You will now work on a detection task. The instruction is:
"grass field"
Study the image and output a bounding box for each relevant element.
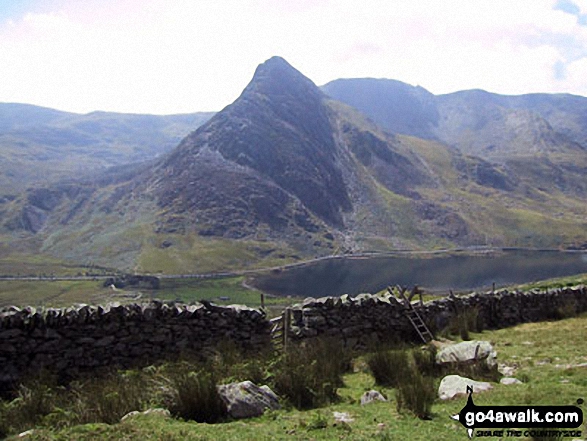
[7,310,587,440]
[0,280,129,308]
[0,275,303,317]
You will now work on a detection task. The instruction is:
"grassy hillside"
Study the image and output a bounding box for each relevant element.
[0,104,213,195]
[4,305,587,440]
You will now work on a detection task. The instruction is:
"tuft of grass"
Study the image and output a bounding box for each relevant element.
[366,346,437,420]
[412,345,439,378]
[395,368,436,420]
[272,338,349,409]
[306,411,329,431]
[68,370,150,425]
[163,368,227,423]
[366,348,411,388]
[0,374,62,436]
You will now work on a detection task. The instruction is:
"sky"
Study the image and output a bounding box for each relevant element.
[1,0,587,115]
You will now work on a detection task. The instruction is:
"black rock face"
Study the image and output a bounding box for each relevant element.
[160,56,352,228]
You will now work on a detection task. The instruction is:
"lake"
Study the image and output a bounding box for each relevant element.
[251,249,587,297]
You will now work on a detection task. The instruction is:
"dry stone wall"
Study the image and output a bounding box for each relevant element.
[0,301,269,391]
[0,285,585,390]
[289,286,587,349]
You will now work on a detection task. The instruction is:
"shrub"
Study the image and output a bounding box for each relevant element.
[69,370,150,425]
[0,373,63,435]
[366,347,436,420]
[366,349,411,388]
[412,345,438,378]
[162,366,227,423]
[395,369,436,420]
[272,338,348,409]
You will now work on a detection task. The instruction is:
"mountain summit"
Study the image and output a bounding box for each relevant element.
[157,56,351,228]
[3,57,587,273]
[244,56,322,104]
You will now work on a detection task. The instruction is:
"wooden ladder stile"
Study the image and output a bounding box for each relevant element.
[404,305,434,344]
[389,285,434,344]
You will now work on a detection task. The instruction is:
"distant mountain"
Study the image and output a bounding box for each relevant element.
[0,103,214,195]
[322,79,587,154]
[322,79,587,199]
[322,78,439,139]
[2,58,587,273]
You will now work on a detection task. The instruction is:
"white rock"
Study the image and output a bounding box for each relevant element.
[436,340,497,368]
[360,390,387,405]
[438,375,493,400]
[333,411,354,423]
[143,408,171,418]
[120,411,141,422]
[500,377,523,385]
[120,408,170,422]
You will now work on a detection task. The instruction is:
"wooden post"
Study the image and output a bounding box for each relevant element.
[283,307,291,352]
[260,292,265,310]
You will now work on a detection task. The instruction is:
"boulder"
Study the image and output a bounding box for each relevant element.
[500,377,523,385]
[360,390,387,405]
[436,340,497,368]
[438,374,493,400]
[217,381,280,419]
[121,408,171,422]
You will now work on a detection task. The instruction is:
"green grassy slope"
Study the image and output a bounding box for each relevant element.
[12,310,587,440]
[0,104,213,196]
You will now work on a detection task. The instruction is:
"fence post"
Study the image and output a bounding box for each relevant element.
[260,292,265,310]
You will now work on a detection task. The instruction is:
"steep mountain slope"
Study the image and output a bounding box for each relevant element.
[323,79,587,199]
[158,57,352,228]
[0,104,213,195]
[2,57,587,273]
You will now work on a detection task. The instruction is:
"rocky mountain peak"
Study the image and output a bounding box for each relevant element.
[243,56,322,102]
[156,56,352,229]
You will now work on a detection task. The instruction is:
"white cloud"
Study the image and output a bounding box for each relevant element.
[0,0,586,113]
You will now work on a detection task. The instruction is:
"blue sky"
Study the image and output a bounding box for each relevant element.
[555,0,587,24]
[0,0,586,114]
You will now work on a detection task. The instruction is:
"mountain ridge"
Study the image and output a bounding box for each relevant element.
[2,57,587,273]
[0,103,214,195]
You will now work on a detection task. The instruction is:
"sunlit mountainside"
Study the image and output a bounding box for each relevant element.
[1,57,586,274]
